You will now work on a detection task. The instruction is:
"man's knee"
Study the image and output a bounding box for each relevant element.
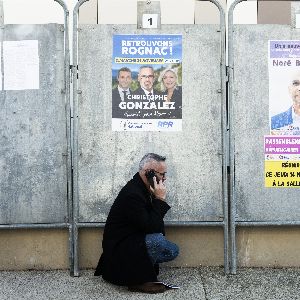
[166,242,179,260]
[145,233,165,247]
[152,234,179,258]
[171,243,179,259]
[145,233,179,262]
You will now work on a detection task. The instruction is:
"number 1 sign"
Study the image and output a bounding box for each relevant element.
[142,14,158,28]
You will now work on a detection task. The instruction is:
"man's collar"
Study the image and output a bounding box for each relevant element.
[292,107,300,121]
[141,87,153,95]
[118,86,130,93]
[133,172,150,195]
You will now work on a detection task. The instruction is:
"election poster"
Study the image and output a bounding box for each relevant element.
[112,34,182,131]
[266,40,300,187]
[269,40,300,136]
[264,136,300,187]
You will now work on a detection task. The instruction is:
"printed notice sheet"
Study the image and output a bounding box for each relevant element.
[3,40,39,90]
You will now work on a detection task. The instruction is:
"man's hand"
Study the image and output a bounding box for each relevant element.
[149,176,167,201]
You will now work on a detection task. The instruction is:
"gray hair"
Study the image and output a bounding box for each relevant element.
[139,153,166,170]
[139,65,154,74]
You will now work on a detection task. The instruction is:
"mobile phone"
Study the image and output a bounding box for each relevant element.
[145,169,159,188]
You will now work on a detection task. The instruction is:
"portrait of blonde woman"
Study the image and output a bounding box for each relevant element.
[159,68,182,118]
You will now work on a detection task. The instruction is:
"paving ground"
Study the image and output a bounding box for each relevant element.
[1,267,300,300]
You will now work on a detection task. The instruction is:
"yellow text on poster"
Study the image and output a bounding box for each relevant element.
[114,57,164,64]
[265,161,300,187]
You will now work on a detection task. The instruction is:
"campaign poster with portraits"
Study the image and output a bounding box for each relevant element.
[112,34,182,131]
[265,40,300,188]
[269,40,300,136]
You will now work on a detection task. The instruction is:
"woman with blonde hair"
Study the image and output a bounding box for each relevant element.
[159,68,182,118]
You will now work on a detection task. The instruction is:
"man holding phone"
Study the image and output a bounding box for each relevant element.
[94,153,179,294]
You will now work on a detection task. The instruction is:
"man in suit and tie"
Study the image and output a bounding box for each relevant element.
[271,71,300,134]
[112,67,132,118]
[133,66,161,100]
[130,66,166,119]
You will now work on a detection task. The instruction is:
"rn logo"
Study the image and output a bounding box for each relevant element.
[157,121,174,128]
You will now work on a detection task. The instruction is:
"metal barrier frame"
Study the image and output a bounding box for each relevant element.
[228,0,300,274]
[72,0,229,276]
[0,0,73,274]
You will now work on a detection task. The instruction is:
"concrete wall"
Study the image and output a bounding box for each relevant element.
[1,228,300,270]
[237,228,300,267]
[78,228,224,269]
[0,230,69,270]
[76,24,224,223]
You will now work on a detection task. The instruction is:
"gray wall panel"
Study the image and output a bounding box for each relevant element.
[0,24,68,224]
[77,25,224,222]
[233,25,300,221]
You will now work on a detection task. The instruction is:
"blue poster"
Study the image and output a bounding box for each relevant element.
[112,34,182,131]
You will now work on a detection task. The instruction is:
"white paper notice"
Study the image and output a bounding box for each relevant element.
[3,40,39,90]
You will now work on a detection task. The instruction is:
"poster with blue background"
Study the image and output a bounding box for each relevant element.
[112,34,182,131]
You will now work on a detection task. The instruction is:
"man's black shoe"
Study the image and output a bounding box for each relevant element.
[128,282,166,294]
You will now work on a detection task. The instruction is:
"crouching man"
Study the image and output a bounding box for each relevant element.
[94,153,179,294]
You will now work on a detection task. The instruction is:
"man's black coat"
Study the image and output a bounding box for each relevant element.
[94,172,170,286]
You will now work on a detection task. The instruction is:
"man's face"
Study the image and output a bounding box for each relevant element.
[148,161,167,183]
[289,77,300,115]
[118,71,132,89]
[138,67,155,92]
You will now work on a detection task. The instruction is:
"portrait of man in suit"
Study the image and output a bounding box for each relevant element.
[112,67,132,118]
[271,71,300,134]
[133,66,161,99]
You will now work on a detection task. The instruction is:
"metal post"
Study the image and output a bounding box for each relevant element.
[72,0,91,277]
[54,0,73,276]
[77,221,226,228]
[194,0,229,275]
[227,0,245,276]
[0,224,69,229]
